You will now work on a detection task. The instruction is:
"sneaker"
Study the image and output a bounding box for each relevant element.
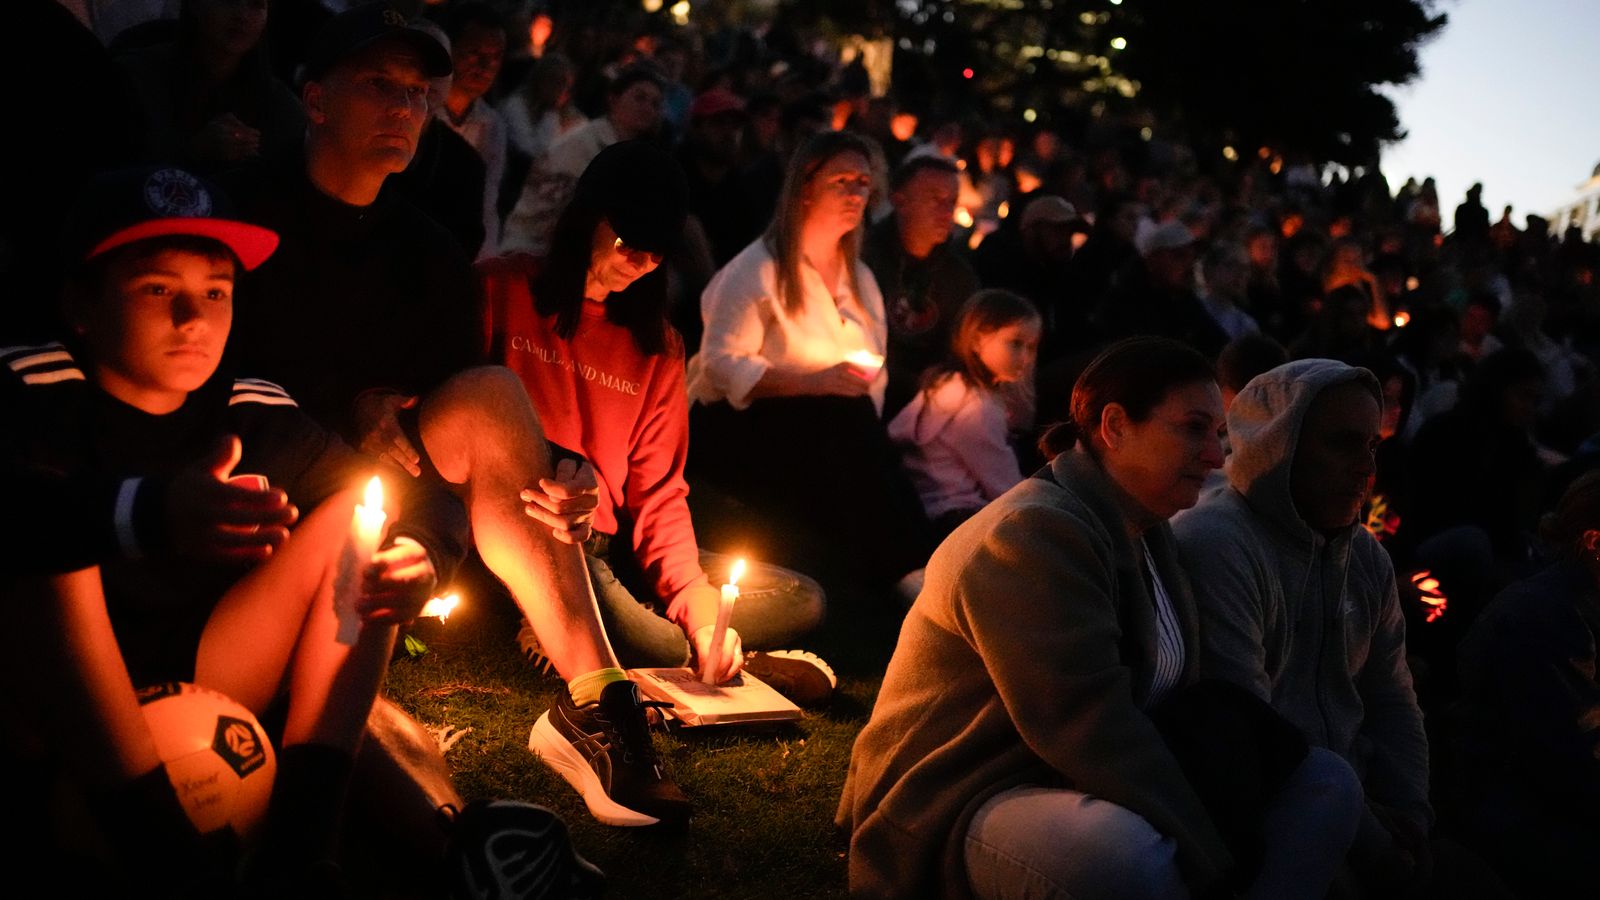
[742,650,837,707]
[527,680,691,827]
[441,799,605,900]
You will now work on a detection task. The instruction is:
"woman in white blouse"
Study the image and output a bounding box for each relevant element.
[688,131,932,594]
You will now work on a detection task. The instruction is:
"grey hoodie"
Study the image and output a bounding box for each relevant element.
[1172,359,1432,828]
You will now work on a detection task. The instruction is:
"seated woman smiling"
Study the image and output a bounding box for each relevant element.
[840,336,1364,900]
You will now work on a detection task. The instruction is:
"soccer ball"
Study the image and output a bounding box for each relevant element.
[137,682,276,842]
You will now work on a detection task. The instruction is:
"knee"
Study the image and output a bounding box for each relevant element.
[1290,748,1366,837]
[1081,803,1184,897]
[791,573,826,633]
[429,366,541,429]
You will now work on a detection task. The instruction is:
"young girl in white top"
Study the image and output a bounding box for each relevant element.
[889,289,1040,536]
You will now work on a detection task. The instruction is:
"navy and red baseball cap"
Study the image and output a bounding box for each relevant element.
[67,166,279,270]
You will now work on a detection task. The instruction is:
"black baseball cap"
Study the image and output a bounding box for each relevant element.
[572,141,689,257]
[67,167,278,270]
[303,2,452,83]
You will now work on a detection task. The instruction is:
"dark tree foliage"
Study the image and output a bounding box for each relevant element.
[1115,0,1447,163]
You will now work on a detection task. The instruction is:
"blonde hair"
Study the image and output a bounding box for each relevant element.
[762,130,877,316]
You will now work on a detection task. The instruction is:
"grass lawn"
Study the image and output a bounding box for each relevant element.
[380,568,905,899]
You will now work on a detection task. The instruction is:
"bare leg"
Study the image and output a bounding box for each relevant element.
[5,569,162,788]
[195,487,396,753]
[418,366,618,679]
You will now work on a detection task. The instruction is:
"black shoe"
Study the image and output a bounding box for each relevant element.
[742,650,838,707]
[442,799,605,899]
[528,681,690,827]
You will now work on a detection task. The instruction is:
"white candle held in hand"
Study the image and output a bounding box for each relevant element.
[420,593,460,623]
[337,476,388,644]
[843,350,885,380]
[703,558,745,684]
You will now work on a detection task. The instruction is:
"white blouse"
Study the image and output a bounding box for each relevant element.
[686,238,888,413]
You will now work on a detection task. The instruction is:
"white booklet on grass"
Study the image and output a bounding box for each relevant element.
[628,667,802,727]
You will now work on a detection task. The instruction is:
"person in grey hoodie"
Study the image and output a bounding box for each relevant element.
[1173,358,1432,892]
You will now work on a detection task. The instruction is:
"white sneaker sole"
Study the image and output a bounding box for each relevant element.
[527,713,661,827]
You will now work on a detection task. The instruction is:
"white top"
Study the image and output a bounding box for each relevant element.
[437,98,508,260]
[1199,294,1260,341]
[502,117,618,256]
[499,99,587,161]
[686,238,888,413]
[887,373,1021,518]
[1142,541,1186,707]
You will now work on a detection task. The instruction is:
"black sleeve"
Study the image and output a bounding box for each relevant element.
[0,466,170,574]
[0,371,170,573]
[231,398,471,587]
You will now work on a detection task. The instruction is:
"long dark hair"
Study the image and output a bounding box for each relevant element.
[1038,336,1215,459]
[531,179,674,358]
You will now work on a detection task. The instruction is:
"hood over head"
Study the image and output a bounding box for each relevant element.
[1225,358,1380,536]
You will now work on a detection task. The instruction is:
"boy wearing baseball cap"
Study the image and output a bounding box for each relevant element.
[0,165,472,892]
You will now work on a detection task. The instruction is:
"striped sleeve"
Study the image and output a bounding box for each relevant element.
[1,342,86,386]
[229,378,298,407]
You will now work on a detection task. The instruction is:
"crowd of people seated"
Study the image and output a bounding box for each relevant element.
[6,1,1599,897]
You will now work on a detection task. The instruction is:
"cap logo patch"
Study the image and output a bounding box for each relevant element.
[382,8,407,26]
[143,169,212,219]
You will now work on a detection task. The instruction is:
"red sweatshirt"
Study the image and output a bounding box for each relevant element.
[481,258,710,627]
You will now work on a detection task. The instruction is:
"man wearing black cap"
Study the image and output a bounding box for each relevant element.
[226,3,691,828]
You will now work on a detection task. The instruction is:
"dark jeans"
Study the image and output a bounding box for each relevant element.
[586,539,826,668]
[687,395,935,586]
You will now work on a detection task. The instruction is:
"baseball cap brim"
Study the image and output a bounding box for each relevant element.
[88,218,280,271]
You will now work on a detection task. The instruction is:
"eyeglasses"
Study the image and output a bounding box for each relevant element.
[614,236,663,266]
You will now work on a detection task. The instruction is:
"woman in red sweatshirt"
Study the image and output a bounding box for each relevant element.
[480,140,831,699]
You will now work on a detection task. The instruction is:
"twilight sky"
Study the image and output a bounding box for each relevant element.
[1380,0,1600,230]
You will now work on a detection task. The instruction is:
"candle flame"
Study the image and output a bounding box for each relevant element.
[362,475,384,511]
[729,558,746,588]
[954,206,974,228]
[1410,570,1448,623]
[1393,311,1411,328]
[420,593,460,622]
[844,350,885,371]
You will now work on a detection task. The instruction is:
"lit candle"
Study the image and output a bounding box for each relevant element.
[844,349,885,380]
[703,558,745,684]
[420,593,460,623]
[337,476,388,644]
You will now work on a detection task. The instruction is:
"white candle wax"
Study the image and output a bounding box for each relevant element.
[843,350,885,380]
[703,558,745,684]
[337,476,388,644]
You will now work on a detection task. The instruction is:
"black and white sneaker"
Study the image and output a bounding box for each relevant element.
[442,799,604,900]
[528,681,691,827]
[742,650,838,707]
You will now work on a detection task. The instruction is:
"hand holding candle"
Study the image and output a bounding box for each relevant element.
[843,349,885,381]
[702,558,746,684]
[336,476,389,644]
